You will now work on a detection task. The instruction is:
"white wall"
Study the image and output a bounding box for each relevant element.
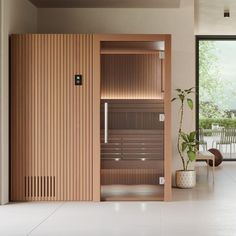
[195,0,236,35]
[0,0,37,205]
[0,0,195,204]
[38,0,196,183]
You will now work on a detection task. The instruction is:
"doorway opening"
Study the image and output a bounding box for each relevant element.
[94,35,172,201]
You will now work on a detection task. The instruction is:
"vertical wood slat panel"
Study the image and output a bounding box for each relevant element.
[101,169,162,185]
[101,54,163,99]
[164,35,172,201]
[11,34,93,201]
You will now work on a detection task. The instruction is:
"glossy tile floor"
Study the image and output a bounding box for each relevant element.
[1,162,236,236]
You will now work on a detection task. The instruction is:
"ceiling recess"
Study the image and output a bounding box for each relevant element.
[28,0,180,8]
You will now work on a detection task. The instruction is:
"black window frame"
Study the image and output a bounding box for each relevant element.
[196,35,236,161]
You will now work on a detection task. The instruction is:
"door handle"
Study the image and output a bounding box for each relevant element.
[104,102,108,143]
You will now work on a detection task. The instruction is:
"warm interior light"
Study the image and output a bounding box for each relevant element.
[101,97,163,100]
[115,158,121,161]
[141,158,146,161]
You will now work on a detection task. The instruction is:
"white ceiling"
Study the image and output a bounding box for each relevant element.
[28,0,180,8]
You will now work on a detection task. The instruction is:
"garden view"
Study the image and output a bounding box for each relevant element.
[199,40,236,158]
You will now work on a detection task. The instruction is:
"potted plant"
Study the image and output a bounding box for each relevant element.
[172,88,199,188]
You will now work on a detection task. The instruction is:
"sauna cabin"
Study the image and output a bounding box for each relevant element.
[10,34,171,202]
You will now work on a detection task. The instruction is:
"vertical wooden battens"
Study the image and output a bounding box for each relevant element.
[101,54,163,99]
[11,34,94,201]
[163,35,172,201]
[92,35,101,201]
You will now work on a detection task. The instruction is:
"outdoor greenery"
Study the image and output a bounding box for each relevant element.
[199,118,236,129]
[199,41,230,119]
[199,41,236,130]
[172,88,199,171]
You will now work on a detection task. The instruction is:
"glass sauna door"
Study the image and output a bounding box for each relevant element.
[100,41,165,201]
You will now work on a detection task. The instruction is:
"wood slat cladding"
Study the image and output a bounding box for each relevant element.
[101,54,164,99]
[102,112,163,130]
[11,34,93,201]
[100,99,164,130]
[102,159,164,169]
[101,130,164,160]
[24,176,55,198]
[101,169,162,185]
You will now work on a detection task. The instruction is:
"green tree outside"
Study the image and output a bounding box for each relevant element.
[199,41,229,119]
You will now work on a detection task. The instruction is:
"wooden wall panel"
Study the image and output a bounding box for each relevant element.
[101,131,164,161]
[11,34,93,201]
[101,54,164,99]
[163,35,172,201]
[101,169,163,185]
[100,99,164,130]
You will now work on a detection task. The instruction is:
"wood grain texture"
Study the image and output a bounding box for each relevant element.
[101,54,163,99]
[101,130,164,161]
[92,35,101,201]
[100,99,164,130]
[163,35,172,201]
[11,34,93,201]
[101,169,163,185]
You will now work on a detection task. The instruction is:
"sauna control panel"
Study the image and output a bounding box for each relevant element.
[75,74,82,86]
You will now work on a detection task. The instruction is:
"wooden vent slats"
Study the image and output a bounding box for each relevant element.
[24,176,55,198]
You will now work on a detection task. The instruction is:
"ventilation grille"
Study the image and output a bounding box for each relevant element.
[25,176,55,198]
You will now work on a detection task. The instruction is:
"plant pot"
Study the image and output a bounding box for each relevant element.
[176,170,196,188]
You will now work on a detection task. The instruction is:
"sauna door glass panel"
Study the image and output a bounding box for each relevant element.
[100,41,165,200]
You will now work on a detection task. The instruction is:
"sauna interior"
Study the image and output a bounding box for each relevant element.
[100,40,166,200]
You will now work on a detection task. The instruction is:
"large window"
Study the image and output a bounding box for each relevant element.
[197,37,236,160]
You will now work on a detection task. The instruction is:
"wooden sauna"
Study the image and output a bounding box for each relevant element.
[98,38,170,201]
[10,34,171,202]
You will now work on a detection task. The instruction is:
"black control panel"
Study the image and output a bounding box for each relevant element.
[75,74,82,86]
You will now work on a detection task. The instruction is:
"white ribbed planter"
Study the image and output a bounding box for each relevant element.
[176,170,196,189]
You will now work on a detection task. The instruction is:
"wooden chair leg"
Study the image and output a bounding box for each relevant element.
[207,159,209,178]
[212,157,215,184]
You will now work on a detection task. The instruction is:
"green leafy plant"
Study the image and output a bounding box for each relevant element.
[172,88,199,171]
[199,41,230,119]
[200,118,236,129]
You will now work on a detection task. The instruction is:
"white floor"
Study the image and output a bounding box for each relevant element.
[1,162,236,236]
